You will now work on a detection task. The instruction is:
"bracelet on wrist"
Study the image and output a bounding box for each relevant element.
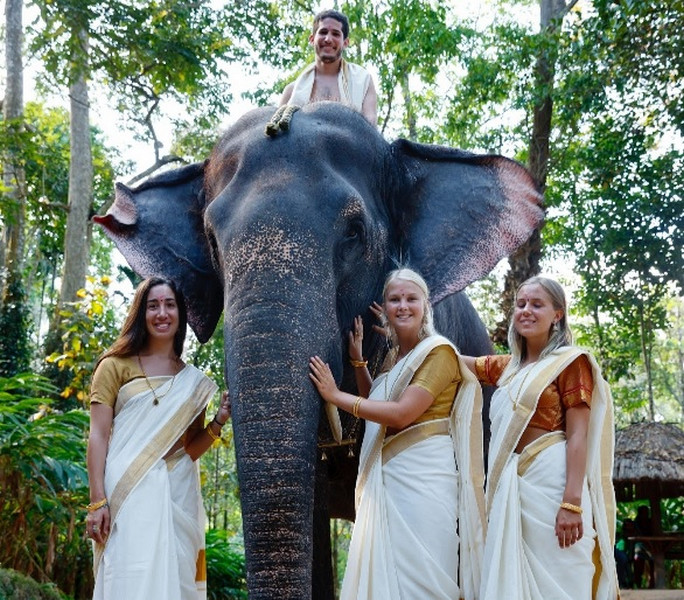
[352,396,363,418]
[86,498,109,512]
[350,359,368,368]
[560,502,583,514]
[213,416,226,428]
[206,423,221,441]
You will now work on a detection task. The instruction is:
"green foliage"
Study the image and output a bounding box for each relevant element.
[0,274,32,377]
[28,0,239,159]
[200,431,242,535]
[588,0,684,135]
[529,0,684,420]
[45,277,122,410]
[1,101,117,385]
[0,102,116,281]
[0,373,91,597]
[331,518,352,597]
[205,529,247,599]
[617,498,684,588]
[0,567,68,600]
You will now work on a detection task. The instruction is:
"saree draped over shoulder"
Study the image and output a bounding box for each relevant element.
[92,364,218,600]
[341,335,486,600]
[480,347,618,600]
[287,59,372,112]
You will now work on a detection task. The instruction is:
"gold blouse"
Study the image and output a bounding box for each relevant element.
[409,344,462,424]
[89,355,145,408]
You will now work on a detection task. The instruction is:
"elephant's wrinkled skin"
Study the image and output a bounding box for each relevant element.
[95,103,543,599]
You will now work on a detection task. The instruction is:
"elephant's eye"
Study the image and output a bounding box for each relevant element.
[344,219,365,243]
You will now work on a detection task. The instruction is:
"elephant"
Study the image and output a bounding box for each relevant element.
[94,103,543,599]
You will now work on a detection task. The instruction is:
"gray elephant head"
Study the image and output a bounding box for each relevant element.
[94,103,543,599]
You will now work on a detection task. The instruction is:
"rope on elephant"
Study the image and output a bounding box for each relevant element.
[264,104,300,137]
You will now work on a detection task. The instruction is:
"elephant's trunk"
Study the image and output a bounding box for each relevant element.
[224,273,339,599]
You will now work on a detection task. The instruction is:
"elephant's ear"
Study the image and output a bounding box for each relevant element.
[93,162,223,343]
[390,139,544,303]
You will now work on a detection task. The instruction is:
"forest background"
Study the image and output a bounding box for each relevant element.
[1,0,682,598]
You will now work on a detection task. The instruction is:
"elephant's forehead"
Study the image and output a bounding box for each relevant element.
[226,221,318,281]
[218,107,380,171]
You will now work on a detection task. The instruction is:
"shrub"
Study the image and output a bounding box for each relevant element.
[0,567,68,600]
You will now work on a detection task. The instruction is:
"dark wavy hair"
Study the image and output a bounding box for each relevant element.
[312,9,349,39]
[95,277,187,370]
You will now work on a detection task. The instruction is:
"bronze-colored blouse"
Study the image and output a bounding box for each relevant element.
[474,354,593,431]
[409,345,462,424]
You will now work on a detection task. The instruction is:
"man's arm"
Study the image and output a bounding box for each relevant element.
[279,82,294,106]
[362,77,378,126]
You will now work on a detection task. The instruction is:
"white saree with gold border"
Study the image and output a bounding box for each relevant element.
[288,59,372,112]
[92,364,218,600]
[341,335,486,600]
[480,347,618,600]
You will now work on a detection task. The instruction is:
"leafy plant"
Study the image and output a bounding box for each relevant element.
[45,276,121,410]
[0,567,68,600]
[205,529,247,599]
[0,373,92,597]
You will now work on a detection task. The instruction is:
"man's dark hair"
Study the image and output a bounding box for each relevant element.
[312,9,349,39]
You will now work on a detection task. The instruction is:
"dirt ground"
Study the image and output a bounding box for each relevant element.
[620,590,684,600]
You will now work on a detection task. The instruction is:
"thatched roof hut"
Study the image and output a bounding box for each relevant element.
[613,422,684,517]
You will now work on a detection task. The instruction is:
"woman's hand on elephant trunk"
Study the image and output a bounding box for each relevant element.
[215,390,231,425]
[309,356,341,405]
[370,301,389,337]
[348,315,364,361]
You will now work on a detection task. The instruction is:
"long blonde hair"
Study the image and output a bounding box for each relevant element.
[508,276,572,369]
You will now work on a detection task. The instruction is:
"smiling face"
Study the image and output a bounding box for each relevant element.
[309,17,349,64]
[513,282,563,348]
[145,283,179,343]
[383,278,426,343]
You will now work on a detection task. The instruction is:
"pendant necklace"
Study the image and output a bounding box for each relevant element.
[137,354,178,406]
[507,363,534,409]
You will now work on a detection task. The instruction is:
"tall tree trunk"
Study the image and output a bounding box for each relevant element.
[400,70,417,141]
[0,0,30,376]
[59,28,93,305]
[638,299,656,421]
[1,0,25,295]
[493,0,577,344]
[45,26,93,369]
[677,303,684,422]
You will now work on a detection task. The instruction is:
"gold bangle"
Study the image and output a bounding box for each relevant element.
[350,359,368,368]
[352,396,363,418]
[560,502,583,514]
[86,498,108,512]
[206,423,220,441]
